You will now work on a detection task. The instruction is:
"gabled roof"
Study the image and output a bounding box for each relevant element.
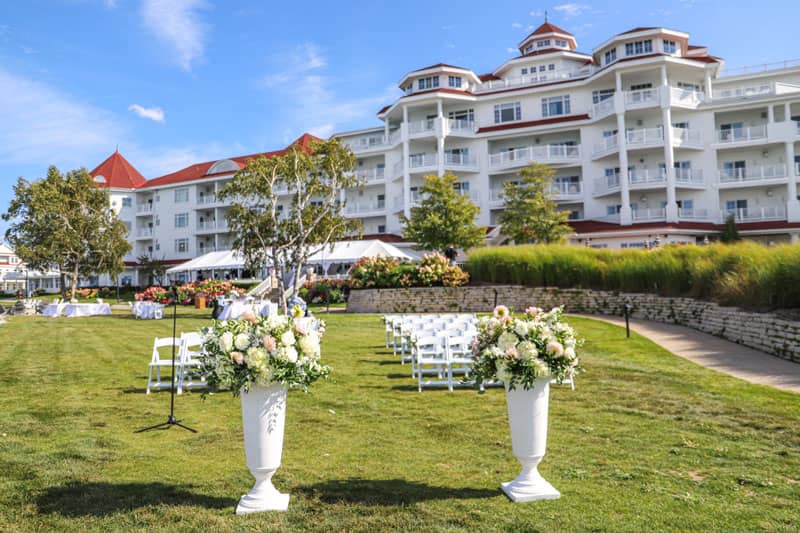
[139,133,321,189]
[530,22,573,38]
[619,26,659,35]
[90,150,147,189]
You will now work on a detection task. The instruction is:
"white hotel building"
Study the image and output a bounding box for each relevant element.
[90,23,800,285]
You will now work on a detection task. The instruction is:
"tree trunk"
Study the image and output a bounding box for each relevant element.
[70,262,79,301]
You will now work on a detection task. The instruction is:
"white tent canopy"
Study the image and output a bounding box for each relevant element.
[165,239,412,277]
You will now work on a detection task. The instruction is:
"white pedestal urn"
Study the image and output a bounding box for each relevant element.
[236,384,290,514]
[501,377,561,502]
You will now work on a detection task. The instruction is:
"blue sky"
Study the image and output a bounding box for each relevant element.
[1,0,799,234]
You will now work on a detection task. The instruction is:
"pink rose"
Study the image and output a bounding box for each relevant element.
[263,335,277,352]
[241,311,258,324]
[505,347,519,359]
[546,340,564,357]
[231,351,244,364]
[294,322,308,335]
[525,306,543,318]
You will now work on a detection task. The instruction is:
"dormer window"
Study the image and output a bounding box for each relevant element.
[521,68,528,75]
[663,40,677,54]
[524,44,534,53]
[604,49,617,65]
[554,39,568,47]
[448,76,462,88]
[537,39,551,48]
[418,76,439,90]
[625,40,653,56]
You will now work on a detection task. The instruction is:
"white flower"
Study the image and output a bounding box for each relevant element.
[280,330,296,347]
[284,346,298,363]
[533,359,551,377]
[564,347,576,360]
[234,333,250,351]
[219,332,234,352]
[546,340,564,357]
[517,341,538,360]
[497,331,519,352]
[299,332,320,358]
[514,320,530,338]
[496,361,510,383]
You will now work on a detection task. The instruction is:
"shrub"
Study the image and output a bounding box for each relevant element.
[349,253,469,290]
[466,243,800,310]
[299,279,349,304]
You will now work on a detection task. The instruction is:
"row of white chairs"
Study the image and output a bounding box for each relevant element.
[146,332,206,394]
[128,301,165,319]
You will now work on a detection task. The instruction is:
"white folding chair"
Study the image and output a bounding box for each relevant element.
[146,337,181,393]
[153,304,164,320]
[413,335,450,392]
[445,335,475,388]
[177,332,207,394]
[551,376,576,390]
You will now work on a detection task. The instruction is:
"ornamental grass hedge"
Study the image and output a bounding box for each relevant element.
[466,243,800,309]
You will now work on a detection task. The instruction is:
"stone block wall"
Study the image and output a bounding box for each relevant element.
[346,286,800,363]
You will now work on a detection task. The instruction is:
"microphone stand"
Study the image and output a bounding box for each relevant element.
[136,285,197,433]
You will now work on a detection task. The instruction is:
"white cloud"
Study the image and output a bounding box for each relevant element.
[553,3,592,18]
[128,104,165,122]
[141,0,209,72]
[506,47,518,54]
[529,9,544,17]
[103,0,118,7]
[261,42,326,88]
[511,22,523,29]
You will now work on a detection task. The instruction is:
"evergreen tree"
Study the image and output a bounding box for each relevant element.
[720,214,741,243]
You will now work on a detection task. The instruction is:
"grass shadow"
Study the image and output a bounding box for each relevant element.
[36,481,236,517]
[296,478,497,506]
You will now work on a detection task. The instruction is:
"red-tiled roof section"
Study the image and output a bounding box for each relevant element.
[529,22,574,37]
[140,133,321,189]
[411,63,469,72]
[90,151,147,189]
[477,114,590,133]
[619,26,658,35]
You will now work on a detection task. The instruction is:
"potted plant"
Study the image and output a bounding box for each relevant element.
[200,307,330,513]
[472,305,581,502]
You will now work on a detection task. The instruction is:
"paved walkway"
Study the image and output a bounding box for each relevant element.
[573,314,800,394]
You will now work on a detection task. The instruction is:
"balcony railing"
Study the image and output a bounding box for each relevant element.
[626,127,664,147]
[718,164,787,183]
[472,66,593,93]
[671,87,705,107]
[197,221,228,231]
[354,168,385,183]
[552,181,583,197]
[444,153,478,167]
[346,135,388,151]
[408,153,438,169]
[719,59,800,77]
[716,125,768,143]
[408,119,436,135]
[672,127,703,148]
[713,83,773,100]
[136,204,154,213]
[490,144,581,169]
[196,194,218,205]
[624,88,658,108]
[675,168,705,185]
[593,135,619,157]
[591,98,615,119]
[344,200,386,215]
[447,118,476,133]
[632,208,666,222]
[678,208,710,220]
[722,206,786,222]
[136,228,153,238]
[594,174,621,194]
[628,168,666,185]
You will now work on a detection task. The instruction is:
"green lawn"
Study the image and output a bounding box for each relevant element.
[0,308,798,531]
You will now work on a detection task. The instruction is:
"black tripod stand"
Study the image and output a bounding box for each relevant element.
[136,286,197,433]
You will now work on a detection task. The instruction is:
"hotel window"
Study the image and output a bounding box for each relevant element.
[175,238,189,253]
[719,122,744,141]
[548,64,555,71]
[448,76,462,88]
[524,44,534,53]
[121,197,132,207]
[725,199,747,213]
[521,68,528,75]
[672,121,689,130]
[607,205,622,215]
[541,95,571,117]
[677,81,701,92]
[722,161,746,179]
[377,224,386,234]
[418,76,439,90]
[554,39,568,47]
[604,49,617,65]
[494,102,521,124]
[663,40,677,54]
[592,89,615,103]
[537,39,551,48]
[174,188,189,202]
[174,213,188,228]
[538,65,546,72]
[448,109,474,122]
[677,199,694,209]
[624,40,653,56]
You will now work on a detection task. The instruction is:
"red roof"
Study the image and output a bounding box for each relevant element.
[90,151,147,189]
[619,26,658,35]
[529,22,574,37]
[477,114,590,133]
[411,63,470,72]
[139,133,321,189]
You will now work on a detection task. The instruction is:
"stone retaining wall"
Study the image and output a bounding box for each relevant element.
[346,286,800,363]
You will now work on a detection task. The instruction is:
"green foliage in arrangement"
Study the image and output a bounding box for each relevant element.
[467,242,800,309]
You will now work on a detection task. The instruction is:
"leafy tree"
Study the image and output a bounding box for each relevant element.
[218,138,362,312]
[3,166,132,297]
[497,162,571,244]
[137,254,167,286]
[720,214,741,243]
[400,172,484,253]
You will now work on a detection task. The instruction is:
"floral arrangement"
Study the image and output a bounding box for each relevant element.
[199,308,331,394]
[471,305,581,390]
[349,253,469,289]
[135,280,245,305]
[135,286,170,303]
[65,288,99,300]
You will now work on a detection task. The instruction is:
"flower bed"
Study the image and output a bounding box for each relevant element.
[135,279,245,305]
[298,279,348,304]
[349,253,469,289]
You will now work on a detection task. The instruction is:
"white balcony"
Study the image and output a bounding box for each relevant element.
[346,135,388,152]
[196,220,228,233]
[670,87,705,108]
[624,88,658,109]
[718,164,787,185]
[596,213,621,224]
[713,83,773,100]
[196,194,219,205]
[354,168,385,183]
[447,118,476,135]
[593,135,619,158]
[678,207,711,220]
[722,205,786,222]
[716,125,768,144]
[490,144,581,170]
[593,174,622,196]
[675,168,705,187]
[408,153,438,171]
[626,127,664,149]
[591,98,615,120]
[672,127,703,149]
[489,189,505,207]
[136,228,154,239]
[444,153,478,170]
[628,168,666,187]
[472,66,593,93]
[552,181,583,200]
[344,199,386,216]
[136,204,154,215]
[408,119,436,136]
[632,208,666,222]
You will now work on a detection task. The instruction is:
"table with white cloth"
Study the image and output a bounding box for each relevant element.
[217,300,277,320]
[41,303,67,317]
[63,303,112,317]
[132,301,164,319]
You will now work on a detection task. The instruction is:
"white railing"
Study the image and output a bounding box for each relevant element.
[632,208,666,221]
[671,87,705,106]
[713,84,773,100]
[722,206,786,222]
[628,168,666,185]
[447,119,476,133]
[137,228,153,238]
[354,168,385,183]
[489,144,581,168]
[678,208,710,220]
[196,194,218,205]
[675,168,705,185]
[455,190,480,202]
[718,164,787,183]
[137,204,154,213]
[409,153,438,169]
[626,127,664,146]
[624,88,658,108]
[489,189,504,204]
[594,174,621,194]
[346,135,388,151]
[719,59,800,77]
[408,119,436,135]
[593,135,619,156]
[472,66,593,93]
[344,200,385,214]
[444,153,478,167]
[552,181,582,197]
[197,220,217,230]
[672,127,702,147]
[716,124,768,143]
[592,98,615,119]
[388,129,402,145]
